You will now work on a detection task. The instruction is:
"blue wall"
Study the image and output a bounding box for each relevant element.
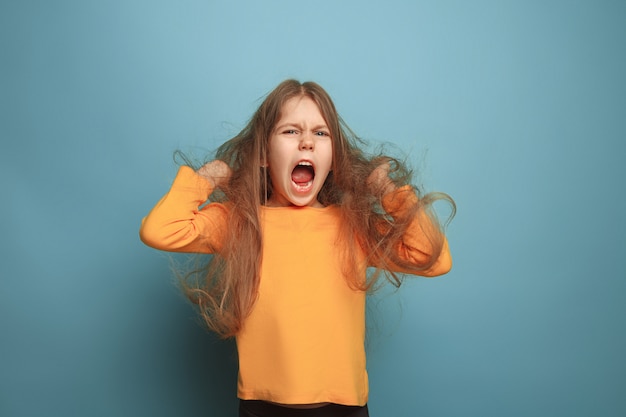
[1,1,624,416]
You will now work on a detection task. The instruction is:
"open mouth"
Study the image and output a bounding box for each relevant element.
[291,161,315,190]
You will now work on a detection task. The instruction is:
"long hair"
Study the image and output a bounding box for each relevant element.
[181,80,455,338]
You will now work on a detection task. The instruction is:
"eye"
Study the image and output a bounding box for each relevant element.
[315,130,330,137]
[283,129,298,135]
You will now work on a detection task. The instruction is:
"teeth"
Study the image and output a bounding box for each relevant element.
[298,161,313,166]
[293,180,313,190]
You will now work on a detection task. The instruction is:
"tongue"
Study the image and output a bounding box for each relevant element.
[291,166,314,184]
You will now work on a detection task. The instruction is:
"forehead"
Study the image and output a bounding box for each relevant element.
[278,96,326,124]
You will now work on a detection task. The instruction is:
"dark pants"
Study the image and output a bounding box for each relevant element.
[239,400,370,417]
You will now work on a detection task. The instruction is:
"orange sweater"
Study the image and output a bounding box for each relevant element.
[140,166,451,406]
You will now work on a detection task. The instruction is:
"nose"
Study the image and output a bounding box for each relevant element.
[299,132,314,151]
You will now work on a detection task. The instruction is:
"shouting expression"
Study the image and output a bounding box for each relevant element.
[266,96,333,208]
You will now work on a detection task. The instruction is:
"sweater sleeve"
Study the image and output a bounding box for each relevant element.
[139,165,229,254]
[379,185,452,277]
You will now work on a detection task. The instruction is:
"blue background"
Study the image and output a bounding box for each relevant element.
[1,1,624,416]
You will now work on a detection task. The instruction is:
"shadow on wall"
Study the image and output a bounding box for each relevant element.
[119,258,240,416]
[167,256,240,415]
[182,325,239,415]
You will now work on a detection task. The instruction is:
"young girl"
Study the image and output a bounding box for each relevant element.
[140,80,454,417]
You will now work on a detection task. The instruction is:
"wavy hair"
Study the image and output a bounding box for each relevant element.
[180,80,455,338]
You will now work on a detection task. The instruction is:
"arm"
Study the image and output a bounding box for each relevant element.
[368,162,452,277]
[380,186,452,277]
[139,164,230,254]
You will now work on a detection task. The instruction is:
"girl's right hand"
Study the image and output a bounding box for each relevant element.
[197,160,232,189]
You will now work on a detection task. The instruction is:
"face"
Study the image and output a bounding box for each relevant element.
[266,96,333,208]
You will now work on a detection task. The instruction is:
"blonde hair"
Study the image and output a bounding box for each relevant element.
[181,80,455,338]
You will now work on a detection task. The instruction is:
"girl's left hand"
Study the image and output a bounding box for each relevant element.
[367,161,396,196]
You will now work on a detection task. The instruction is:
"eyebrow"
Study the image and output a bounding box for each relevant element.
[275,122,329,131]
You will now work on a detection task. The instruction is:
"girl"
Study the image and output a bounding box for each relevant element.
[140,80,454,417]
